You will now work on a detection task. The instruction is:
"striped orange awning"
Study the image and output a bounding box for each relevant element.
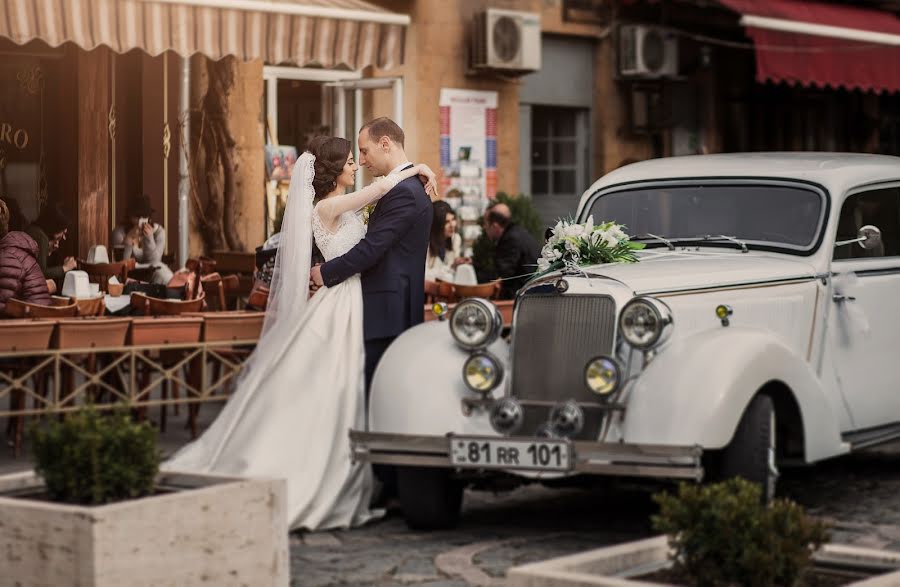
[0,0,408,70]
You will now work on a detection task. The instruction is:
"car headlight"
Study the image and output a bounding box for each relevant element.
[619,297,673,349]
[584,356,621,396]
[463,352,503,394]
[449,298,503,349]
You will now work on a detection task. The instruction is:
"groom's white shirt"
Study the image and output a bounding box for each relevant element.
[388,161,412,176]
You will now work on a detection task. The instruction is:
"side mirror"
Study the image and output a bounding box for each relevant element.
[835,224,882,250]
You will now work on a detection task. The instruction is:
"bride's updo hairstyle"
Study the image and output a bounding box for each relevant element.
[307,136,352,201]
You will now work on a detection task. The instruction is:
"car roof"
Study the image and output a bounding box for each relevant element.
[583,153,900,200]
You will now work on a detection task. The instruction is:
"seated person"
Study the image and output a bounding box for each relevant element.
[481,202,541,300]
[0,199,51,315]
[112,194,174,285]
[24,202,76,291]
[425,200,470,282]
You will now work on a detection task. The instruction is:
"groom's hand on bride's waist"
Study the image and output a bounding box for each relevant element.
[310,264,324,292]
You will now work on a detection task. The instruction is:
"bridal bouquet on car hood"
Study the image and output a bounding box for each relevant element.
[536,216,644,274]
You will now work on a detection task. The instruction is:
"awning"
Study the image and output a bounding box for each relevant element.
[720,0,900,94]
[0,0,408,70]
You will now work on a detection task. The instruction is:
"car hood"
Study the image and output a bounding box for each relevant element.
[576,249,819,295]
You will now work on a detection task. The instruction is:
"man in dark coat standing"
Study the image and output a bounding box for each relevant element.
[482,202,542,299]
[310,118,433,390]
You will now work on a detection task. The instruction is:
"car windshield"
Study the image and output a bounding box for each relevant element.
[583,184,825,252]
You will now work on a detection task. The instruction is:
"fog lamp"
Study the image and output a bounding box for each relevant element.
[585,356,621,396]
[463,352,503,394]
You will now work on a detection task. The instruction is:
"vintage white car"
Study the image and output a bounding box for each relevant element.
[351,153,900,529]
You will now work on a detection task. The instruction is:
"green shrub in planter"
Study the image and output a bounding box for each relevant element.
[652,478,829,587]
[30,406,160,505]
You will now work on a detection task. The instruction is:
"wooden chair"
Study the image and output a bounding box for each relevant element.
[127,266,156,283]
[425,279,457,304]
[131,290,206,316]
[77,260,130,293]
[186,256,217,276]
[453,280,501,300]
[212,251,256,301]
[4,298,78,318]
[49,295,105,316]
[200,274,240,312]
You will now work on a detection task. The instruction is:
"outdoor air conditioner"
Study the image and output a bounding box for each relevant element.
[618,24,678,78]
[471,8,541,73]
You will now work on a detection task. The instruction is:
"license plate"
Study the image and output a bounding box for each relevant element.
[449,436,572,472]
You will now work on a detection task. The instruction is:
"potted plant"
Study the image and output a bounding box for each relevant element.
[508,479,900,586]
[0,406,288,586]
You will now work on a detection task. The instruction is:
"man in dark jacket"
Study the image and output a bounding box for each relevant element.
[482,202,542,299]
[0,199,51,315]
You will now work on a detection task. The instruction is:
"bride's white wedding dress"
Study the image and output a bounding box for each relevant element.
[165,153,408,531]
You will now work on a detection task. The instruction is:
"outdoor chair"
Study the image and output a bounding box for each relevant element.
[453,280,501,300]
[131,290,206,316]
[4,298,78,319]
[77,260,130,293]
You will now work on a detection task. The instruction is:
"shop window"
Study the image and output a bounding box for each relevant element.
[530,106,583,198]
[834,188,900,260]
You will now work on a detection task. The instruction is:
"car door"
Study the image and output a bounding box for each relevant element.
[828,185,900,432]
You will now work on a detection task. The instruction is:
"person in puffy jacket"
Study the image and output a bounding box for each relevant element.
[0,198,51,316]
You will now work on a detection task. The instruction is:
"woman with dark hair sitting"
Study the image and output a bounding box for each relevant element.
[111,194,173,285]
[425,200,469,282]
[0,198,50,315]
[24,202,76,291]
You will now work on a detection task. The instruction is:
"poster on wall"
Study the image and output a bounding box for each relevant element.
[439,88,498,247]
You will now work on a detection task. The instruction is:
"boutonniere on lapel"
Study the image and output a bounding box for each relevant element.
[362,203,377,225]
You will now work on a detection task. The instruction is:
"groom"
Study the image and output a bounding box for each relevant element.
[310,117,433,393]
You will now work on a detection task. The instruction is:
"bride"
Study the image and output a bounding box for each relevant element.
[165,136,437,531]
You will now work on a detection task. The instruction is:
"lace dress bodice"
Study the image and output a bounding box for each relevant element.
[312,207,367,261]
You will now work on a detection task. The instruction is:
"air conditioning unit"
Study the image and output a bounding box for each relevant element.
[618,25,678,78]
[471,8,541,73]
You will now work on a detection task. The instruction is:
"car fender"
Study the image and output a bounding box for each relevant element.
[623,327,848,462]
[369,321,508,436]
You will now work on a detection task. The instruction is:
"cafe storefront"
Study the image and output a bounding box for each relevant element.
[0,0,408,265]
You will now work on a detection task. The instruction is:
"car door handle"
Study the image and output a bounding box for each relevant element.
[833,294,856,303]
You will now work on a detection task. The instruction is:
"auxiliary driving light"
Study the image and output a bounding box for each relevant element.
[463,352,503,394]
[549,400,584,437]
[490,398,523,435]
[584,356,621,396]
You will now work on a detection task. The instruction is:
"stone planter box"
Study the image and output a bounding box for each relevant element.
[507,535,900,587]
[0,470,289,587]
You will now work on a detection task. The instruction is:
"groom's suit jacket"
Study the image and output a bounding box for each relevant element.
[319,168,433,341]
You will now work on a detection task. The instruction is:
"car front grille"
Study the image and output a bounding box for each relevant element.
[510,293,617,437]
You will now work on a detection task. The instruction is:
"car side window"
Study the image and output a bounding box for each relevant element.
[833,188,900,260]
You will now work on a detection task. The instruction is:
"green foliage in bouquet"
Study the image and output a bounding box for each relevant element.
[30,405,160,505]
[535,216,644,276]
[652,478,829,587]
[471,192,545,278]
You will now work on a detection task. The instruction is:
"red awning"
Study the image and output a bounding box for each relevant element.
[719,0,900,94]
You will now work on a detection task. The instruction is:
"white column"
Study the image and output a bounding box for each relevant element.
[393,77,404,127]
[178,57,190,269]
[266,76,278,142]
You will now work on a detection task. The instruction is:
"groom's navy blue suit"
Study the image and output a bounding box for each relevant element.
[319,166,433,392]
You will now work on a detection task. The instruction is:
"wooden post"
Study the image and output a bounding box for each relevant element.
[77,47,111,260]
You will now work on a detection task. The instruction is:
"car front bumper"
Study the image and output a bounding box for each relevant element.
[349,431,704,481]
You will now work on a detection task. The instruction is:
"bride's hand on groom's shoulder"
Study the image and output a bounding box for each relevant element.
[417,164,439,199]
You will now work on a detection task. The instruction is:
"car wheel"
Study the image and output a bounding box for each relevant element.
[718,394,779,502]
[397,466,464,530]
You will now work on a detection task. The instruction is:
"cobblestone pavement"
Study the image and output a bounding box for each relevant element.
[289,445,900,587]
[5,413,900,586]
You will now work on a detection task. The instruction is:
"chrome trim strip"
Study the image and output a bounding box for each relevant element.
[853,267,900,278]
[640,274,822,297]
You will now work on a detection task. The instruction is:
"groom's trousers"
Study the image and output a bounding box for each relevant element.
[364,336,398,500]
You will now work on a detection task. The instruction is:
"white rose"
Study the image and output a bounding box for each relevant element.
[537,258,550,272]
[603,233,619,248]
[608,225,627,241]
[563,224,585,239]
